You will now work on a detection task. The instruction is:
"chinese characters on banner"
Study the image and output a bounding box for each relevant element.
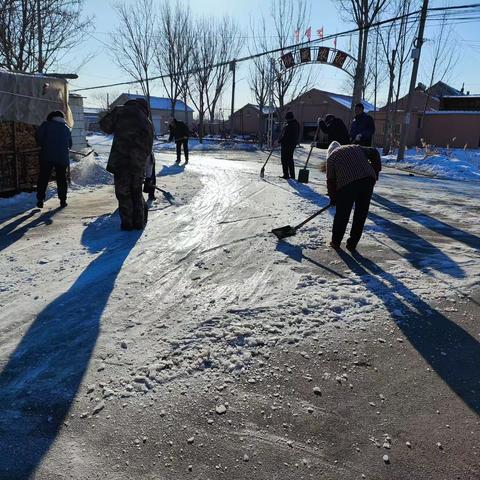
[332,51,347,69]
[317,47,330,63]
[281,52,295,69]
[300,48,311,63]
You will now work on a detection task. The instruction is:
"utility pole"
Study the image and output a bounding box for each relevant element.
[37,0,43,73]
[397,0,429,161]
[229,61,236,138]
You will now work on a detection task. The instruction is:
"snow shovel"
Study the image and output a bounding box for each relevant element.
[154,185,174,204]
[260,149,274,178]
[297,125,321,184]
[271,203,331,239]
[70,149,94,157]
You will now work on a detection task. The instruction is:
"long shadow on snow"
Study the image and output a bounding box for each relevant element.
[372,193,480,252]
[0,208,58,253]
[337,250,480,415]
[0,214,141,479]
[368,211,465,279]
[276,240,347,279]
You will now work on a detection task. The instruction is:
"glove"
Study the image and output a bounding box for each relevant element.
[317,117,323,126]
[355,134,362,141]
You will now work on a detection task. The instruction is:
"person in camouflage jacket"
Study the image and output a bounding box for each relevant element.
[100,99,154,230]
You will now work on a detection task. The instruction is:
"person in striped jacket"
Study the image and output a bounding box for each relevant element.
[325,141,381,252]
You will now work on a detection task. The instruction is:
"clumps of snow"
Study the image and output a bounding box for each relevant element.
[0,191,37,208]
[382,149,480,182]
[70,154,113,187]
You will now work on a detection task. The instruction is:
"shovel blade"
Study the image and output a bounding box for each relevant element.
[297,168,309,184]
[271,225,297,239]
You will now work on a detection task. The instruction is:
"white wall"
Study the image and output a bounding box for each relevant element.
[69,95,87,150]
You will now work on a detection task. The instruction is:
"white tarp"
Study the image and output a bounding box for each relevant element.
[0,69,73,127]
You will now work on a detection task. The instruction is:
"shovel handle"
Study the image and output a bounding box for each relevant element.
[303,125,321,170]
[261,149,275,169]
[294,204,331,231]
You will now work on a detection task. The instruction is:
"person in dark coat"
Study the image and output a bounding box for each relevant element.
[169,118,189,164]
[349,103,375,146]
[277,111,300,180]
[35,111,72,209]
[100,99,154,231]
[326,141,381,252]
[316,114,349,146]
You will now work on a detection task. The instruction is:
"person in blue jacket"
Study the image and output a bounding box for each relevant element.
[349,103,375,147]
[35,110,72,208]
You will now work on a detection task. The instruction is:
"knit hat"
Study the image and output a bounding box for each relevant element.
[327,141,341,159]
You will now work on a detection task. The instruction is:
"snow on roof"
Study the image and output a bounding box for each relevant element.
[122,93,194,112]
[328,93,375,112]
[84,107,102,114]
[250,104,276,115]
[425,110,480,115]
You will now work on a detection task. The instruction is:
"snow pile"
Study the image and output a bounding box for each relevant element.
[154,138,257,153]
[382,149,480,181]
[0,192,37,208]
[70,154,113,187]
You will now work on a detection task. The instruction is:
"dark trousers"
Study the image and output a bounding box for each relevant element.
[37,163,68,202]
[114,173,146,230]
[175,139,189,162]
[332,177,375,247]
[143,162,156,200]
[281,146,295,179]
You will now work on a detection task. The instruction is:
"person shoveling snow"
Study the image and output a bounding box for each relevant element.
[326,142,381,252]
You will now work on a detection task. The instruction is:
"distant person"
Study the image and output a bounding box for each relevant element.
[143,151,156,201]
[350,103,375,146]
[100,99,154,231]
[169,117,189,164]
[316,114,349,146]
[326,142,381,252]
[35,110,72,209]
[277,111,300,180]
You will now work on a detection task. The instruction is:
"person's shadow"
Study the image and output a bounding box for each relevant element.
[0,213,141,479]
[0,209,58,253]
[337,250,480,415]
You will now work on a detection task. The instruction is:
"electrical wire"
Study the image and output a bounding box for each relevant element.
[71,3,480,93]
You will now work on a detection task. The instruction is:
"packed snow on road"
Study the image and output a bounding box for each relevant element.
[1,135,479,479]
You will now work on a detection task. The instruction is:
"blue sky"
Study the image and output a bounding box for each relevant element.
[69,0,480,112]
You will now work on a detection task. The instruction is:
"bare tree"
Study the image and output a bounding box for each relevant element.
[110,0,157,111]
[0,0,91,73]
[188,18,216,142]
[337,0,388,110]
[421,8,460,115]
[156,0,193,118]
[248,55,271,146]
[251,0,313,118]
[379,0,416,152]
[206,16,242,124]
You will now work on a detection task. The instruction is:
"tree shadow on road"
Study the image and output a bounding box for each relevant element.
[368,211,465,279]
[0,213,141,479]
[372,193,480,252]
[0,208,59,253]
[337,250,480,416]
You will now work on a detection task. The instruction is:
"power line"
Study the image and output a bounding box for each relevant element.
[71,3,480,93]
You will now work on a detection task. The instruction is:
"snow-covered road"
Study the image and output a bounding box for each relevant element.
[1,143,479,478]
